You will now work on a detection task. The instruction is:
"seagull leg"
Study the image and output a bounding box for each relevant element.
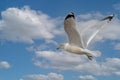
[87,55,93,60]
[85,53,93,60]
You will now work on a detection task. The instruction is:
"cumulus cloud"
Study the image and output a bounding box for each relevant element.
[0,61,11,69]
[33,50,120,76]
[0,7,120,45]
[34,50,87,70]
[25,72,64,80]
[0,7,119,47]
[79,75,96,80]
[0,6,62,43]
[98,19,120,41]
[76,58,120,76]
[114,71,120,76]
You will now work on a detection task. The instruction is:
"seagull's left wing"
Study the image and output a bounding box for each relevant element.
[81,14,114,48]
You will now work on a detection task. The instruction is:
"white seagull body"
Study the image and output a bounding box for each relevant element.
[57,12,114,60]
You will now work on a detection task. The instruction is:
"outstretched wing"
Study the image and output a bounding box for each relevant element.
[81,15,114,48]
[64,13,84,48]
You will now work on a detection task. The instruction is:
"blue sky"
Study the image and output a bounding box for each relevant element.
[0,0,120,80]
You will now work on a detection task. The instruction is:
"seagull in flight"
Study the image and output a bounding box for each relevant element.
[57,12,114,60]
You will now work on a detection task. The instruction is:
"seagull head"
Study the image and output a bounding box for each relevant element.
[65,12,75,20]
[57,44,66,50]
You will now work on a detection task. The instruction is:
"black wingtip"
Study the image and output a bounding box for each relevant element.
[101,14,115,21]
[65,12,75,20]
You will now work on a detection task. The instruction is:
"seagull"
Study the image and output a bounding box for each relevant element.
[57,12,114,60]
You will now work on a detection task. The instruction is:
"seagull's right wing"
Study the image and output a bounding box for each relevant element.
[81,20,107,48]
[64,13,84,48]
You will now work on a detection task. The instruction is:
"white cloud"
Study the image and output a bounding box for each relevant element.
[0,7,120,47]
[76,58,120,76]
[33,50,120,76]
[0,6,62,43]
[25,72,64,80]
[98,19,120,41]
[114,71,120,76]
[0,7,120,45]
[79,75,96,80]
[0,61,11,69]
[34,50,87,70]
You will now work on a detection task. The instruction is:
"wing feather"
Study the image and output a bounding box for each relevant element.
[81,19,109,48]
[64,17,83,48]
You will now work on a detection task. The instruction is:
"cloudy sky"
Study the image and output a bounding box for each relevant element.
[1,0,120,80]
